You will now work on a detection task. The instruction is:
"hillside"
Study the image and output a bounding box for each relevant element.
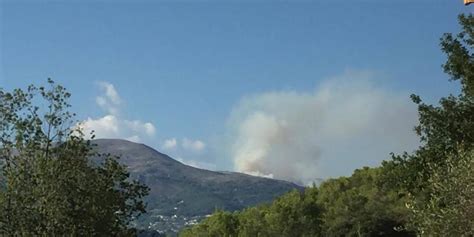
[92,139,302,234]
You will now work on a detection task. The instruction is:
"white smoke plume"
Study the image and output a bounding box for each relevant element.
[228,71,419,185]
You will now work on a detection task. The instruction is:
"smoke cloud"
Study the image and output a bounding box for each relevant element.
[78,81,156,143]
[228,71,419,185]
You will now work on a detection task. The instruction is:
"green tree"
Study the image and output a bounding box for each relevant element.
[264,189,322,237]
[381,14,474,235]
[318,167,413,237]
[0,80,149,236]
[383,13,474,192]
[236,205,270,237]
[406,148,474,236]
[180,210,238,237]
[442,14,474,98]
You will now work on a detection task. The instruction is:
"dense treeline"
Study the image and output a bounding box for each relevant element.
[180,14,474,237]
[180,167,414,237]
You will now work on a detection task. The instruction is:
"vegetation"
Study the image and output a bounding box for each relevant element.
[381,13,474,236]
[180,188,322,237]
[405,149,474,235]
[0,80,149,236]
[180,167,413,237]
[180,14,474,237]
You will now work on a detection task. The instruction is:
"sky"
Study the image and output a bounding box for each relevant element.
[0,0,471,184]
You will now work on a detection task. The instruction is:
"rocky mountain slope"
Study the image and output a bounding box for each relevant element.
[92,139,302,234]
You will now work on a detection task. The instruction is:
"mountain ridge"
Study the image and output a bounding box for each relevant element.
[91,139,302,234]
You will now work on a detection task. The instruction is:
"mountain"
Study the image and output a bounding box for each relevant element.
[92,139,302,234]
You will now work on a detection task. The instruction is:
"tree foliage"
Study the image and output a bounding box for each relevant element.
[380,14,474,235]
[318,167,413,237]
[406,149,474,235]
[180,188,323,237]
[0,79,149,236]
[180,168,411,237]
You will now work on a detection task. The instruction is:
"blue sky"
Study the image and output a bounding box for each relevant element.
[0,1,470,183]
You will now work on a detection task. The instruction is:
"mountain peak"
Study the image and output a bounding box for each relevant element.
[91,139,301,234]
